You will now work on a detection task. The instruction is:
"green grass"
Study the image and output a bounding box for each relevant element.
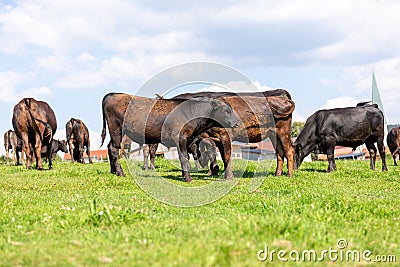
[0,158,399,266]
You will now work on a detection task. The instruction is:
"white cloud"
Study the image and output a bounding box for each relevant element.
[76,52,98,64]
[35,55,70,72]
[0,71,51,103]
[320,96,361,110]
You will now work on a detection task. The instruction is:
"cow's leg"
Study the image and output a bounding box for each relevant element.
[108,141,125,176]
[21,133,31,169]
[16,149,20,165]
[5,147,10,165]
[365,140,377,170]
[271,134,283,176]
[34,135,43,170]
[86,140,93,164]
[11,147,16,166]
[68,140,75,163]
[78,141,84,164]
[377,138,388,171]
[143,145,149,170]
[276,130,295,177]
[47,141,53,170]
[210,157,219,177]
[326,143,336,172]
[149,144,158,170]
[215,134,233,180]
[177,139,192,182]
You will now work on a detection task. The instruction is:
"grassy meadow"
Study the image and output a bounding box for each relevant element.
[0,157,399,266]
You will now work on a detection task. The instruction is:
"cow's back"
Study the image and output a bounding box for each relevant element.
[314,106,383,141]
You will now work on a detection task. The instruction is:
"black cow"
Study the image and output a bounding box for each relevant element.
[295,104,388,172]
[192,136,219,176]
[100,93,239,182]
[387,127,400,166]
[66,118,92,163]
[39,139,68,161]
[12,98,57,170]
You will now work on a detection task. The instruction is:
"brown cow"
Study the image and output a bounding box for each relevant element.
[100,93,239,182]
[4,130,18,165]
[66,118,92,163]
[387,127,400,166]
[12,98,57,170]
[4,130,25,166]
[173,90,295,177]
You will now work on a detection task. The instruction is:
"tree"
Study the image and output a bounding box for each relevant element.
[291,121,305,138]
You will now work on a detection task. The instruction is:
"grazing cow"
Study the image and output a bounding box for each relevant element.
[66,118,92,163]
[12,98,57,170]
[294,104,388,172]
[4,130,18,165]
[171,90,295,177]
[40,139,68,161]
[387,127,400,166]
[191,135,219,176]
[101,93,239,182]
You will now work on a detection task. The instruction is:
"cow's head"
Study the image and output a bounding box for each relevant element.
[294,143,304,169]
[58,140,68,153]
[209,99,240,128]
[197,138,217,168]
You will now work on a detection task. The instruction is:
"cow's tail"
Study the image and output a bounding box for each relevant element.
[100,93,112,147]
[24,98,53,144]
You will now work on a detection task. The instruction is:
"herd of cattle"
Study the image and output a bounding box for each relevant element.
[3,89,400,181]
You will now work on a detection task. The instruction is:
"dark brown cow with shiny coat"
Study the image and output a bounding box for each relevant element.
[173,89,295,177]
[101,93,239,182]
[12,98,57,170]
[66,118,92,163]
[387,127,400,166]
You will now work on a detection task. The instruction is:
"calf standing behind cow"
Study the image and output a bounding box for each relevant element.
[3,129,19,165]
[295,103,388,172]
[387,127,400,166]
[12,98,57,170]
[101,93,239,182]
[66,118,92,163]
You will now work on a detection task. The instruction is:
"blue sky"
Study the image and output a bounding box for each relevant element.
[1,0,400,155]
